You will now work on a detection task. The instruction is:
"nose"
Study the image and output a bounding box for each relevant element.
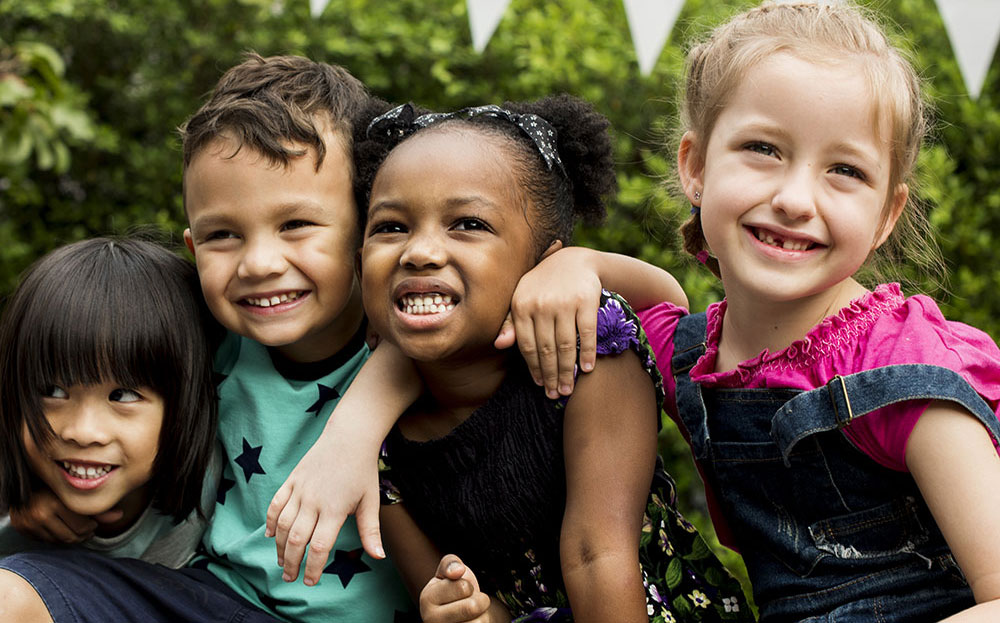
[771,165,818,221]
[400,229,447,270]
[237,236,287,280]
[54,400,113,447]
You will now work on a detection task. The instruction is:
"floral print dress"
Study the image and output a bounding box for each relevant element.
[380,291,752,622]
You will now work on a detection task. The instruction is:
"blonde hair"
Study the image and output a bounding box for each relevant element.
[678,0,942,285]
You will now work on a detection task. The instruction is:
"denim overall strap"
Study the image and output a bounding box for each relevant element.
[671,312,710,460]
[772,364,1000,464]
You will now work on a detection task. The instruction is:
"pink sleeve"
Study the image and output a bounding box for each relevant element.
[636,302,686,418]
[842,295,1000,471]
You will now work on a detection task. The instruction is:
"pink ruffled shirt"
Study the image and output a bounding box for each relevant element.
[638,283,1000,472]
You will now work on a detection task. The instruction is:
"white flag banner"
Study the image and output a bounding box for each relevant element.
[934,0,1000,99]
[623,0,685,75]
[310,0,330,17]
[467,0,512,53]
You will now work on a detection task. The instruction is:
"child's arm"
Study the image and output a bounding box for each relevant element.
[381,504,510,623]
[559,348,659,623]
[266,341,420,586]
[8,489,101,543]
[495,246,685,399]
[907,401,1000,621]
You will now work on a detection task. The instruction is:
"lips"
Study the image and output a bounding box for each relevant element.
[58,460,117,490]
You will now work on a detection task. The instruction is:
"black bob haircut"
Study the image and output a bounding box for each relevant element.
[0,236,219,521]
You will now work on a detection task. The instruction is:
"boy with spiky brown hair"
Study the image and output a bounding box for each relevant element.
[0,53,413,623]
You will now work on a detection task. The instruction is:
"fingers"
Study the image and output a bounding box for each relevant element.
[355,488,385,560]
[265,484,291,538]
[493,313,516,350]
[279,506,318,583]
[575,296,599,375]
[301,512,344,586]
[435,553,467,580]
[271,492,301,568]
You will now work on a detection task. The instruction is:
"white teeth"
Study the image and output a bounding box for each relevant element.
[245,292,302,307]
[62,461,112,479]
[400,293,455,314]
[400,293,455,315]
[756,229,810,251]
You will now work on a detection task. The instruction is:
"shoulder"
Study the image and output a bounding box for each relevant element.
[863,290,1000,385]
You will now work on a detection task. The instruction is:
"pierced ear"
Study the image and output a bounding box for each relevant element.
[874,183,908,249]
[678,131,705,204]
[183,229,196,257]
[539,239,563,261]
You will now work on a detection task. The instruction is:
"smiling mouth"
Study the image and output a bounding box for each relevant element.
[397,293,456,315]
[242,291,305,308]
[751,227,818,251]
[60,461,115,480]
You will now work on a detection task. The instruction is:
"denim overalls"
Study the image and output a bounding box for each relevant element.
[671,312,1000,622]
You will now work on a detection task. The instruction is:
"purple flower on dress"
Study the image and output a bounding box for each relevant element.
[596,294,639,355]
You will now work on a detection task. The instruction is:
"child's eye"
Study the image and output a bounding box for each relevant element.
[281,220,314,231]
[369,221,407,236]
[452,218,491,232]
[831,164,866,181]
[745,142,777,157]
[109,388,143,403]
[204,230,238,242]
[43,385,68,399]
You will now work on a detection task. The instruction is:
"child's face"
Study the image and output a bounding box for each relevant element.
[22,381,163,524]
[679,52,907,306]
[361,128,539,363]
[184,130,362,363]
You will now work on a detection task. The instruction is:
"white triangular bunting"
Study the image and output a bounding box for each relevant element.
[467,0,512,53]
[934,0,1000,99]
[623,0,685,75]
[310,0,330,17]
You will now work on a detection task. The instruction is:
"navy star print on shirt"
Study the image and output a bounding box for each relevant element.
[324,548,371,588]
[306,383,340,416]
[216,476,236,505]
[234,437,266,482]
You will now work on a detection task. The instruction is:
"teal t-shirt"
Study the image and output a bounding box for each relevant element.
[197,330,412,622]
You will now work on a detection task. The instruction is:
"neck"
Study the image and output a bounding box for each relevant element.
[402,350,513,441]
[93,484,154,538]
[715,278,868,373]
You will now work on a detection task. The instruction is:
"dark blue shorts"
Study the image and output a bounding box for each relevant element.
[0,550,279,623]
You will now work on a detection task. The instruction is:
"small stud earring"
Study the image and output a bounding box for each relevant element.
[693,191,701,201]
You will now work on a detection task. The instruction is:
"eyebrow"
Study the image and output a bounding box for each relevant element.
[368,195,500,216]
[191,201,331,231]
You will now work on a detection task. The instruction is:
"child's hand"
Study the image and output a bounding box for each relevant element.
[266,438,383,586]
[420,554,494,623]
[9,489,102,544]
[495,246,602,399]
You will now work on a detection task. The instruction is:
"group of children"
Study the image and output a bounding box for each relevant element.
[0,2,998,622]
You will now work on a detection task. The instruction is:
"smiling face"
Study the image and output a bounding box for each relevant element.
[23,381,163,529]
[361,127,540,364]
[679,52,907,309]
[184,130,363,363]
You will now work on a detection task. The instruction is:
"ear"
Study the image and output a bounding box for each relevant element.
[183,228,196,256]
[873,183,908,249]
[539,239,563,262]
[677,131,705,205]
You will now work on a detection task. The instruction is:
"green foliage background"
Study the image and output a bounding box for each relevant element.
[3,0,999,598]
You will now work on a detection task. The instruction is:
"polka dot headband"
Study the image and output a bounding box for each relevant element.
[367,103,567,177]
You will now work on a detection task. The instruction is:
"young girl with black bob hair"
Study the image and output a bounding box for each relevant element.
[351,95,751,623]
[0,236,219,567]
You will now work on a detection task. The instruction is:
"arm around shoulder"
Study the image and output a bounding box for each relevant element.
[560,348,658,623]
